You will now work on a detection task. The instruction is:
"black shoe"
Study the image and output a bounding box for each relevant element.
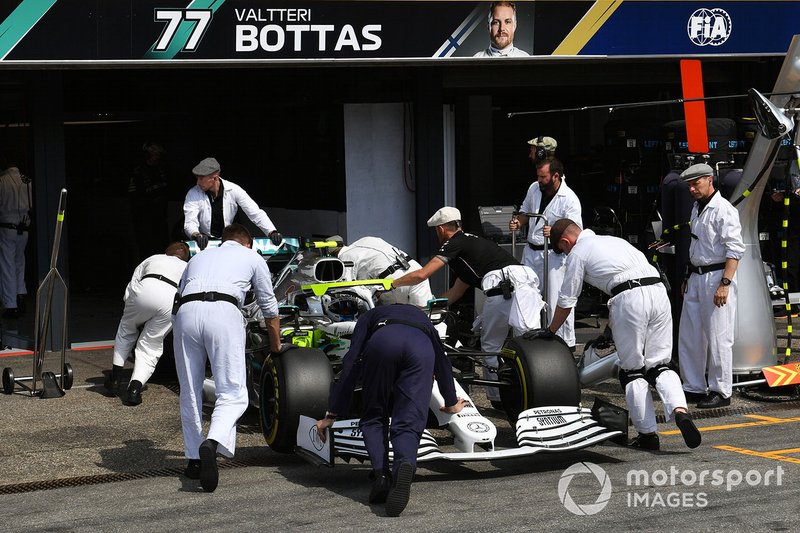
[123,380,142,406]
[683,390,708,402]
[696,391,730,409]
[2,308,19,320]
[628,432,660,451]
[675,411,701,449]
[386,461,413,517]
[369,472,391,504]
[104,365,123,393]
[184,459,201,480]
[199,439,219,493]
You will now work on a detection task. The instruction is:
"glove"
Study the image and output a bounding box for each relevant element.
[522,328,555,341]
[194,233,210,250]
[269,231,282,246]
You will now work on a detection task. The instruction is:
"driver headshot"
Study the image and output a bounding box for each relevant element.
[473,1,530,58]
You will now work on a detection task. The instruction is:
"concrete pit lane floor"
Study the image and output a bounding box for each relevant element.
[0,314,798,530]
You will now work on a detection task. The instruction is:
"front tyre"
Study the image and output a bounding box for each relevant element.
[498,334,580,423]
[259,347,333,453]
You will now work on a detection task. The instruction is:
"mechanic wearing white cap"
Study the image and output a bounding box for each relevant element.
[547,218,701,451]
[677,163,744,409]
[105,242,190,406]
[473,1,530,57]
[172,223,281,492]
[392,207,543,405]
[183,157,282,250]
[329,236,434,307]
[510,154,582,349]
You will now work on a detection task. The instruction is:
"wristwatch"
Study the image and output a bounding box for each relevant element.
[720,277,732,286]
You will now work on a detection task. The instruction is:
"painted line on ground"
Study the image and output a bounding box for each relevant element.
[715,445,800,465]
[660,414,800,436]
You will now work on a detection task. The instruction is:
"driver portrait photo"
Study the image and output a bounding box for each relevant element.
[473,1,530,58]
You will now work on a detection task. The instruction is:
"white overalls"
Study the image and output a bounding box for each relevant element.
[520,178,582,347]
[339,236,433,307]
[678,193,745,399]
[112,254,188,385]
[173,241,278,459]
[560,230,687,434]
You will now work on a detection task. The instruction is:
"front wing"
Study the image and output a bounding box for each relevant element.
[296,406,622,466]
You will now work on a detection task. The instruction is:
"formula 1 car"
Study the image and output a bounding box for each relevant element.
[192,237,625,460]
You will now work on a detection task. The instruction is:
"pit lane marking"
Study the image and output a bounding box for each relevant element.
[659,414,800,436]
[715,445,800,465]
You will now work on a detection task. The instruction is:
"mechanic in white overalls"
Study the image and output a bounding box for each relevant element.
[547,219,701,451]
[331,235,434,307]
[105,242,190,406]
[0,163,31,320]
[173,223,281,492]
[183,157,282,250]
[510,154,582,350]
[392,207,543,406]
[677,164,745,409]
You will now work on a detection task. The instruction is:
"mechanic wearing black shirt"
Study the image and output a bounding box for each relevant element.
[392,207,543,405]
[315,304,466,516]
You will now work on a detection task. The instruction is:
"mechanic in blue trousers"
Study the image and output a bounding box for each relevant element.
[315,304,467,517]
[183,157,282,250]
[173,223,281,492]
[391,206,543,408]
[546,218,701,451]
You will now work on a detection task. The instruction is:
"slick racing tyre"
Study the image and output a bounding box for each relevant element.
[498,334,581,423]
[259,347,333,453]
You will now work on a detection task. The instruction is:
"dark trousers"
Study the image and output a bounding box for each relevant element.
[360,325,434,478]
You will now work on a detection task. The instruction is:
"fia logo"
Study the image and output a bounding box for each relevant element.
[687,8,732,47]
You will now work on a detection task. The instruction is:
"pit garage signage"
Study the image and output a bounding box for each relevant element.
[0,0,798,63]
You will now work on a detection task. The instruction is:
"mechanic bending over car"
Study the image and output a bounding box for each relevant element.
[391,206,544,408]
[315,304,467,517]
[328,235,434,307]
[546,218,701,451]
[105,241,190,406]
[183,157,282,250]
[172,223,281,492]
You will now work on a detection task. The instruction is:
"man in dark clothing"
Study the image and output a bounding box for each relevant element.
[392,206,543,405]
[315,304,466,517]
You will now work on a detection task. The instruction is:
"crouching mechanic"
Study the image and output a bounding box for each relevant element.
[315,304,467,516]
[546,219,701,451]
[173,223,281,492]
[391,207,543,407]
[330,235,434,306]
[106,242,190,405]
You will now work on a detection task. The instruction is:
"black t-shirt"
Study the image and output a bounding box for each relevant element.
[207,179,226,237]
[435,231,519,288]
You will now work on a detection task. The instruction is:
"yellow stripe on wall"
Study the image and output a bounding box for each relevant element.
[553,0,624,55]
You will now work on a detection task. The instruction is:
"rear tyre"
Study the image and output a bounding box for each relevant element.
[498,334,581,423]
[259,347,333,453]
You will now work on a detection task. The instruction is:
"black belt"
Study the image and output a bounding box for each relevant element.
[610,277,662,296]
[688,262,726,275]
[528,242,545,251]
[378,255,412,279]
[485,284,515,298]
[142,273,179,288]
[179,291,238,307]
[0,222,28,232]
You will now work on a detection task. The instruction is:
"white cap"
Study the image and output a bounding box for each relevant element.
[427,206,462,227]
